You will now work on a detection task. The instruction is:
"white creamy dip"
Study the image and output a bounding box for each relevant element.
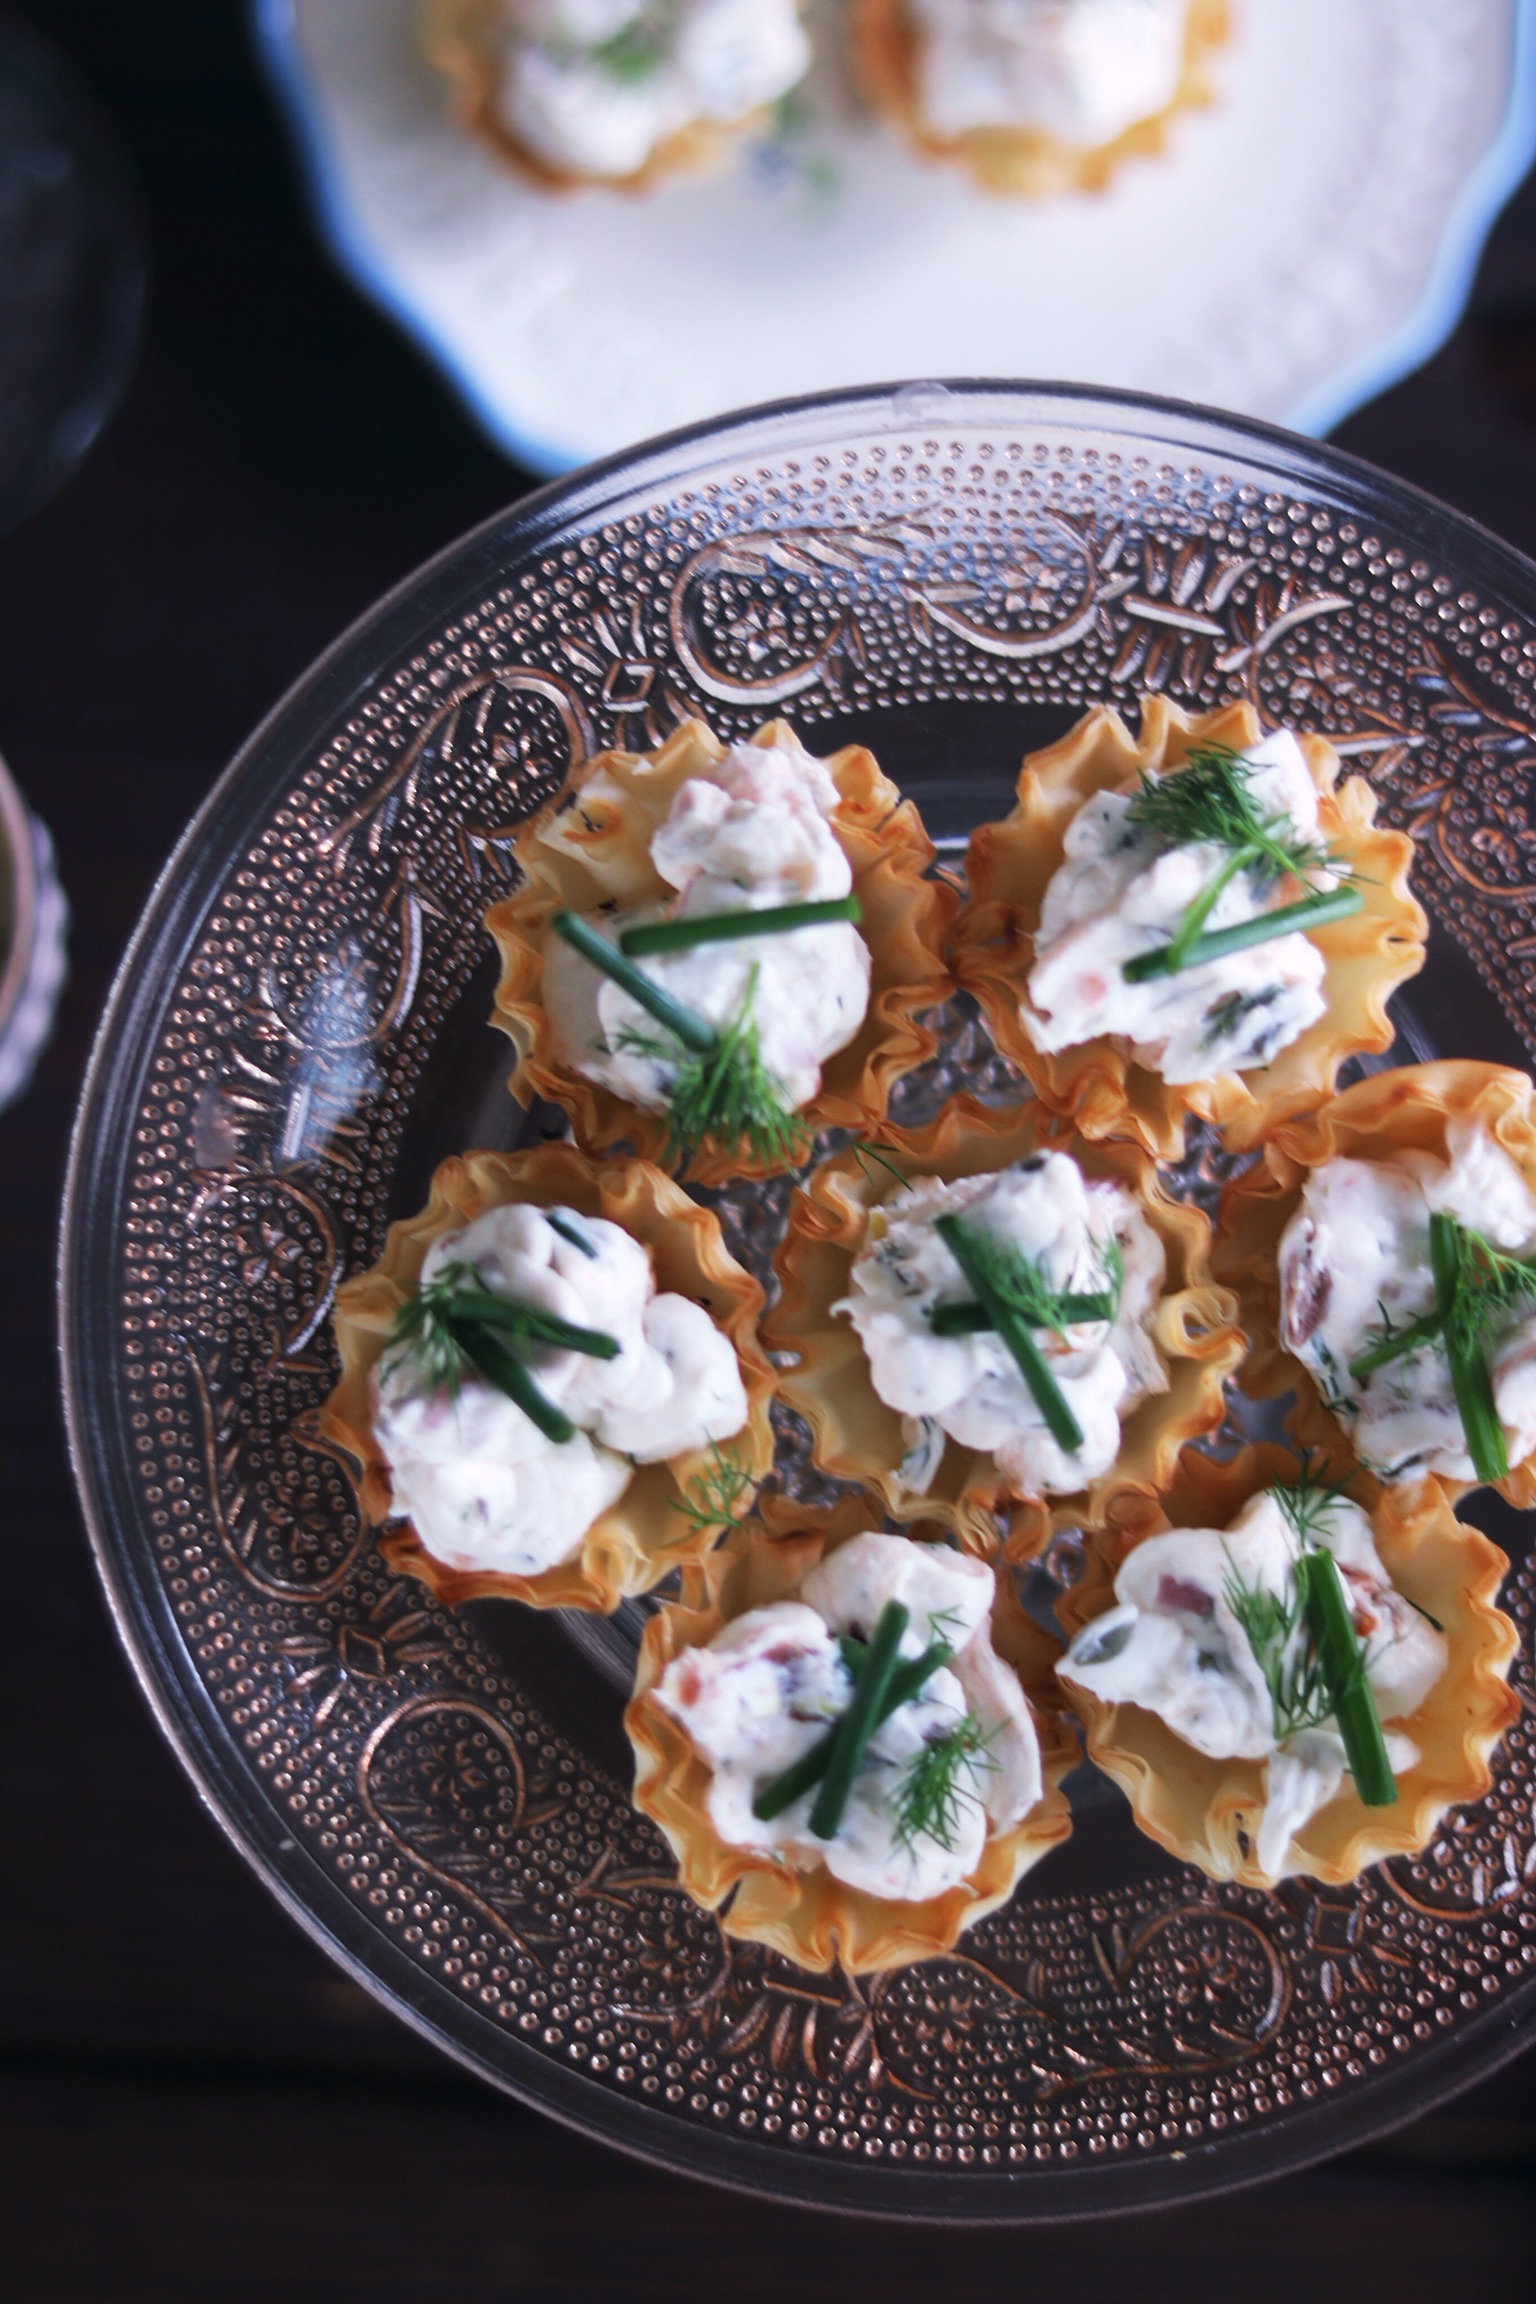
[494,0,810,180]
[835,1151,1168,1497]
[543,734,871,1115]
[1059,1488,1446,1878]
[910,0,1189,145]
[653,1531,1043,1899]
[1279,1118,1536,1484]
[372,1200,748,1576]
[1027,731,1334,1083]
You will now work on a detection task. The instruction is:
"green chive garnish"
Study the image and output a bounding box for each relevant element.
[1296,1548,1397,1807]
[551,908,715,1055]
[751,1634,953,1825]
[1121,885,1363,983]
[929,1290,1115,1338]
[807,1601,908,1841]
[619,895,861,959]
[547,1210,599,1259]
[933,1214,1084,1455]
[449,1316,575,1446]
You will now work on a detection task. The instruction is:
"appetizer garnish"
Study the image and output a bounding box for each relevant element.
[627,1507,1074,1971]
[426,0,811,191]
[1222,1062,1536,1496]
[1055,1448,1517,1888]
[767,1097,1244,1546]
[852,0,1227,198]
[839,1155,1159,1497]
[488,717,954,1184]
[951,697,1425,1157]
[323,1144,776,1611]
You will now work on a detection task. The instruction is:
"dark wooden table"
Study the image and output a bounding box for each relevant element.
[2,5,1534,2295]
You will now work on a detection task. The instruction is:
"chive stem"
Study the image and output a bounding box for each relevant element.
[1121,884,1363,983]
[934,1215,1084,1455]
[619,895,861,958]
[439,1282,619,1360]
[807,1601,908,1841]
[547,1210,599,1259]
[929,1291,1114,1338]
[1296,1549,1396,1807]
[1166,842,1255,972]
[753,1635,952,1824]
[448,1315,576,1445]
[551,909,716,1055]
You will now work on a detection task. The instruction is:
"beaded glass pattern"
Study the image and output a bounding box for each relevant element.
[63,386,1536,2217]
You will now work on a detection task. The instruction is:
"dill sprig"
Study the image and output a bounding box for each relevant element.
[383,1259,617,1446]
[588,10,669,83]
[667,1442,756,1542]
[554,904,806,1169]
[850,1139,912,1195]
[891,1713,998,1856]
[617,964,808,1173]
[1121,743,1358,980]
[1347,1213,1536,1483]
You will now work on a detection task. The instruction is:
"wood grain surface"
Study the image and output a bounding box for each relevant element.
[0,3,1532,2294]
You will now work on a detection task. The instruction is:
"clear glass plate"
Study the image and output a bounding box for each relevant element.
[62,383,1536,2217]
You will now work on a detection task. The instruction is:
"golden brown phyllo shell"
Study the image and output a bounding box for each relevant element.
[1054,1444,1518,1889]
[850,0,1228,199]
[423,0,779,192]
[486,717,955,1186]
[764,1095,1245,1551]
[1216,1060,1536,1509]
[626,1498,1076,1973]
[322,1143,776,1612]
[949,696,1426,1160]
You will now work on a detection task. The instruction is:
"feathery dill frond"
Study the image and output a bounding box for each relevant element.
[891,1713,998,1855]
[1126,744,1335,885]
[617,963,808,1172]
[667,1442,757,1541]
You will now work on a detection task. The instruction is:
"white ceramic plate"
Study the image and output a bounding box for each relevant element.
[257,0,1536,472]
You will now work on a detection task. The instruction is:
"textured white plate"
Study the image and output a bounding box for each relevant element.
[257,0,1536,472]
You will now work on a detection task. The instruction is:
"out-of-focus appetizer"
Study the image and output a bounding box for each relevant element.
[852,0,1227,198]
[426,0,811,190]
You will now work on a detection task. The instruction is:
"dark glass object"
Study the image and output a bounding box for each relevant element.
[0,11,143,535]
